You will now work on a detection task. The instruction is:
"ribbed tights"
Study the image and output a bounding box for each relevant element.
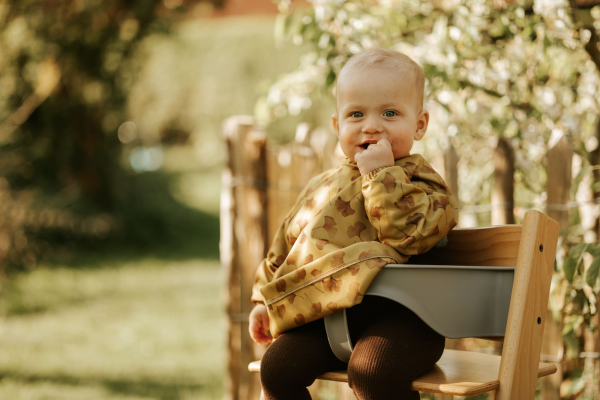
[260,297,445,400]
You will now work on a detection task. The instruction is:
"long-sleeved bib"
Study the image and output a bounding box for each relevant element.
[252,154,459,337]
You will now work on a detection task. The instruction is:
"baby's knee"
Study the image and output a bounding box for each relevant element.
[348,361,421,400]
[260,348,290,387]
[260,345,313,392]
[347,359,396,388]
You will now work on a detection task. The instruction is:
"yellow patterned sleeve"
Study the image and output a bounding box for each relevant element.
[251,175,323,303]
[361,158,459,256]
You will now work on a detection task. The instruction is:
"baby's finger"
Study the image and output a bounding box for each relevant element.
[377,139,392,149]
[354,152,363,162]
[249,328,260,343]
[259,315,271,331]
[256,328,272,344]
[249,322,259,338]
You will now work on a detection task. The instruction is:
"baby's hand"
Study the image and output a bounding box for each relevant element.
[354,139,394,175]
[249,304,272,345]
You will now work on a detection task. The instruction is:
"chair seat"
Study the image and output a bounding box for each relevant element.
[249,349,557,396]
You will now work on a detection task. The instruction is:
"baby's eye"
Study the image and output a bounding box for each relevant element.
[383,110,398,117]
[350,112,363,118]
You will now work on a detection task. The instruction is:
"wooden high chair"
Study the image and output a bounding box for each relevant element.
[249,210,560,399]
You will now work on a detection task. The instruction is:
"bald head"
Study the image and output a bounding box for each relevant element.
[336,49,425,111]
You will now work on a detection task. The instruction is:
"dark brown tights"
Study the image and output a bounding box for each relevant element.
[260,297,445,400]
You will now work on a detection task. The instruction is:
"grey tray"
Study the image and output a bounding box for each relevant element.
[324,264,515,362]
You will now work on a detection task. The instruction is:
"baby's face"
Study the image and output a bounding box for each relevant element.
[332,68,428,161]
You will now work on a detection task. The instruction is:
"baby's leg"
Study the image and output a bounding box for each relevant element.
[260,318,347,400]
[346,297,445,400]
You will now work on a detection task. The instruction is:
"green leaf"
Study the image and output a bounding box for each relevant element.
[436,101,450,112]
[587,244,600,258]
[543,35,551,51]
[564,330,580,359]
[563,256,577,284]
[325,69,336,88]
[570,165,600,201]
[562,371,587,397]
[585,256,600,287]
[422,63,438,79]
[562,319,574,335]
[563,243,588,283]
[562,314,583,335]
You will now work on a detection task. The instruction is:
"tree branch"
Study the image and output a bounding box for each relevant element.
[568,0,600,72]
[584,28,600,72]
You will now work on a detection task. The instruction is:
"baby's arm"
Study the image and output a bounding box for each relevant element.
[249,175,320,344]
[248,223,288,345]
[362,156,458,255]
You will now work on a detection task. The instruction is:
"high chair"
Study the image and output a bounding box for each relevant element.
[249,210,560,399]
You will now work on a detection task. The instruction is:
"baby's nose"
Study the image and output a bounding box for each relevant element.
[362,117,383,133]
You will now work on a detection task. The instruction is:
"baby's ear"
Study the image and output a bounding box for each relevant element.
[332,114,340,136]
[414,110,429,141]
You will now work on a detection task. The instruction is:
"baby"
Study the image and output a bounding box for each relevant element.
[249,49,459,400]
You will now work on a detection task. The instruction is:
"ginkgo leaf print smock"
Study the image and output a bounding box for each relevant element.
[251,154,459,338]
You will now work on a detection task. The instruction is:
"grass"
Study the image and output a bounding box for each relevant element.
[0,258,224,400]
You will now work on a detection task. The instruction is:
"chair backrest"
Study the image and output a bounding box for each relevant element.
[410,225,522,267]
[416,212,553,399]
[412,210,559,399]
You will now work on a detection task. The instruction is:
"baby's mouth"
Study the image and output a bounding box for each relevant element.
[360,141,378,150]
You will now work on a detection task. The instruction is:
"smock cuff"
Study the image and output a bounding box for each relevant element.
[361,167,386,183]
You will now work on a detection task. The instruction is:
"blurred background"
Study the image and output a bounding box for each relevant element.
[0,0,312,399]
[1,0,600,399]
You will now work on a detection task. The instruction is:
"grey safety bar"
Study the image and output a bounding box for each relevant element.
[324,264,515,362]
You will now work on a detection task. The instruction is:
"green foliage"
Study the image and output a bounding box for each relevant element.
[0,6,314,272]
[564,243,591,284]
[571,165,600,201]
[0,0,174,267]
[0,0,221,270]
[586,255,600,288]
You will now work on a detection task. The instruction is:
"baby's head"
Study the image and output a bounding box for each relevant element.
[332,49,429,161]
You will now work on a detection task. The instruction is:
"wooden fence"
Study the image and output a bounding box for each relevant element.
[220,115,598,400]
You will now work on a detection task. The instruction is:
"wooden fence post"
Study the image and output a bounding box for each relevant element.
[492,137,515,225]
[292,123,320,194]
[222,116,268,400]
[443,140,460,206]
[541,133,572,400]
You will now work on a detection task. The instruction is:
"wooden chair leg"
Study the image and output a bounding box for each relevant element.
[488,390,497,400]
